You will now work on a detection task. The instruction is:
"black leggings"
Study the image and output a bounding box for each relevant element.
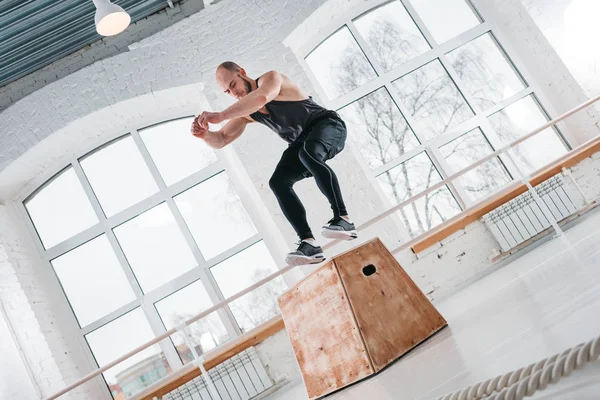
[269,117,348,240]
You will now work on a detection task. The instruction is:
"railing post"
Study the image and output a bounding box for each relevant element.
[41,93,600,400]
[177,323,221,400]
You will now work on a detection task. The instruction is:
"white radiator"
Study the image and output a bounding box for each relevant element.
[482,175,584,252]
[162,347,273,400]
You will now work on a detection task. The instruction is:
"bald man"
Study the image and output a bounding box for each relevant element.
[191,62,357,266]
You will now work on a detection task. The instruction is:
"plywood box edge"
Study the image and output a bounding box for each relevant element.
[278,238,385,301]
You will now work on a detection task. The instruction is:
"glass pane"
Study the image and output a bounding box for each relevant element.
[85,309,171,399]
[439,129,511,201]
[155,280,229,364]
[25,168,98,249]
[353,1,430,72]
[393,60,474,140]
[81,136,159,217]
[139,118,218,186]
[410,0,480,43]
[113,203,197,293]
[376,152,461,236]
[378,152,440,199]
[51,235,136,327]
[487,95,568,174]
[305,26,377,99]
[174,172,257,260]
[338,87,420,169]
[447,34,525,111]
[400,187,460,237]
[211,242,287,333]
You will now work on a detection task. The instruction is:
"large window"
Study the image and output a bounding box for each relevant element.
[22,117,287,399]
[301,0,569,237]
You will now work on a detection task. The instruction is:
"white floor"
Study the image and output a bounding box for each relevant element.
[265,209,600,400]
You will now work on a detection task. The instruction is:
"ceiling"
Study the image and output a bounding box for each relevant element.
[0,0,177,88]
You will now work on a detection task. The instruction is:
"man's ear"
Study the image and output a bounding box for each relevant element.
[239,67,247,77]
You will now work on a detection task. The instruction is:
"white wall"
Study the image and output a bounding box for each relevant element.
[0,1,400,397]
[472,0,600,145]
[0,0,599,398]
[0,271,39,400]
[520,0,600,97]
[0,204,102,398]
[0,1,209,112]
[257,149,600,389]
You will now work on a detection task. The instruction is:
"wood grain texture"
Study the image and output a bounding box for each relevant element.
[411,138,600,253]
[278,261,374,399]
[279,238,447,399]
[334,239,447,372]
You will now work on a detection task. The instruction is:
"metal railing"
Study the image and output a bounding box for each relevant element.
[43,94,600,400]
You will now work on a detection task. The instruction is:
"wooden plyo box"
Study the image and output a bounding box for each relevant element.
[278,238,447,399]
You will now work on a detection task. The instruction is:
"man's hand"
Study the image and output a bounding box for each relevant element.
[190,117,250,149]
[191,117,208,139]
[197,111,225,127]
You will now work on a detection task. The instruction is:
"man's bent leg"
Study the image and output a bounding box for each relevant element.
[298,117,357,240]
[270,146,326,266]
[269,146,313,240]
[298,139,348,218]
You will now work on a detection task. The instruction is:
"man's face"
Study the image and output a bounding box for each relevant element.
[216,67,252,100]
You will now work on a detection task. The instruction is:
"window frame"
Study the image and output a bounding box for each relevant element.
[14,114,294,398]
[293,0,571,229]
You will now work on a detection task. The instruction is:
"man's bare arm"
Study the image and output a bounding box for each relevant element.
[220,70,282,120]
[192,117,251,149]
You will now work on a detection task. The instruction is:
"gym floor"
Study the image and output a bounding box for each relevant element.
[266,209,600,400]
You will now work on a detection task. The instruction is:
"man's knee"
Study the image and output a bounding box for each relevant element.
[269,172,291,194]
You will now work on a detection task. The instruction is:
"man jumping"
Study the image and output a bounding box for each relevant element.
[191,62,357,266]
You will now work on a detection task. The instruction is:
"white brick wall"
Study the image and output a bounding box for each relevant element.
[519,0,600,97]
[255,330,302,386]
[567,153,600,201]
[0,1,400,397]
[473,0,600,145]
[0,298,39,399]
[1,0,599,398]
[250,142,600,383]
[0,207,60,396]
[0,0,209,112]
[0,205,103,399]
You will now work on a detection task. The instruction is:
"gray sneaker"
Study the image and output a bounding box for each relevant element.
[321,217,358,240]
[285,241,326,266]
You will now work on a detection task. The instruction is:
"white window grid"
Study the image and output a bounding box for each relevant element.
[293,0,570,215]
[16,116,287,396]
[10,2,576,396]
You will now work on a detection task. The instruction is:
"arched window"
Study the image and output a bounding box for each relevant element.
[22,116,287,397]
[298,0,569,237]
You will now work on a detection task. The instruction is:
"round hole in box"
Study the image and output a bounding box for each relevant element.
[362,264,376,276]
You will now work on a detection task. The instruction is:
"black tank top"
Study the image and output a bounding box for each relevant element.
[249,78,339,143]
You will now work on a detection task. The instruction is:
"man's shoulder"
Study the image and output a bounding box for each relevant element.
[257,70,284,84]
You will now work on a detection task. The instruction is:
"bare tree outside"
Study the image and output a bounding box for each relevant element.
[446,34,566,174]
[229,268,287,332]
[175,173,257,260]
[208,242,287,334]
[439,129,512,202]
[329,14,514,236]
[486,96,568,175]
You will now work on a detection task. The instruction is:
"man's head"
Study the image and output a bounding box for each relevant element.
[216,61,253,100]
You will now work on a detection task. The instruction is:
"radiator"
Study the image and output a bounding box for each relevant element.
[482,175,584,252]
[162,347,273,400]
